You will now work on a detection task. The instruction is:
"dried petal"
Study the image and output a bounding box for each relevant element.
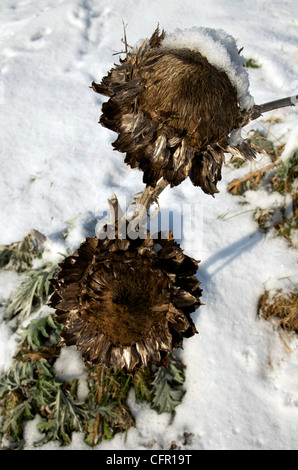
[50,230,201,372]
[92,27,257,195]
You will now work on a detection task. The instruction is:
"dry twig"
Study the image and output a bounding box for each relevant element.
[227,161,279,195]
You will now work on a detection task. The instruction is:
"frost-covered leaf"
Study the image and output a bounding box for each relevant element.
[1,398,34,440]
[4,263,59,325]
[0,361,35,397]
[18,314,63,351]
[0,232,45,272]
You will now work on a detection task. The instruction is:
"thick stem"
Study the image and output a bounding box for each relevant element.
[108,193,124,223]
[134,178,169,214]
[105,179,169,233]
[251,95,297,120]
[129,178,169,225]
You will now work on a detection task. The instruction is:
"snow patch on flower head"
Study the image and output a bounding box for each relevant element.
[229,128,244,146]
[159,26,254,111]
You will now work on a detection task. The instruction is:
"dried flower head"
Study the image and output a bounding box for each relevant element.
[49,229,201,372]
[92,27,259,195]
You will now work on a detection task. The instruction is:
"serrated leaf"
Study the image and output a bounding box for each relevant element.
[150,354,185,414]
[167,354,185,385]
[151,368,184,413]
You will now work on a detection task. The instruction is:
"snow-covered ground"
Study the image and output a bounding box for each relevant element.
[0,0,297,450]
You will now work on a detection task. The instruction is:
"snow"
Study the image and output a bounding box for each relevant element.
[54,346,90,400]
[0,0,298,451]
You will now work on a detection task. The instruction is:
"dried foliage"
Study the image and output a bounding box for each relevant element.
[227,130,282,196]
[247,129,280,158]
[49,228,201,372]
[228,130,297,247]
[0,314,186,449]
[92,27,260,196]
[2,24,296,450]
[4,263,59,326]
[258,287,298,334]
[271,148,298,194]
[0,232,45,272]
[227,160,278,195]
[0,232,188,448]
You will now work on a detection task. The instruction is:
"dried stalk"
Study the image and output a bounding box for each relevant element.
[134,178,169,214]
[127,178,169,228]
[251,95,297,120]
[107,193,124,223]
[107,179,169,227]
[227,161,279,195]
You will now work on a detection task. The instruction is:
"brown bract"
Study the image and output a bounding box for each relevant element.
[92,27,259,195]
[49,229,201,372]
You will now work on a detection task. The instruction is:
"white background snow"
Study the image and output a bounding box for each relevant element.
[0,0,297,451]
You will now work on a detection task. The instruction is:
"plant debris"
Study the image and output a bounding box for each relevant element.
[4,263,59,326]
[0,231,45,273]
[245,58,262,68]
[227,128,297,247]
[0,312,186,449]
[227,160,278,195]
[258,286,298,334]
